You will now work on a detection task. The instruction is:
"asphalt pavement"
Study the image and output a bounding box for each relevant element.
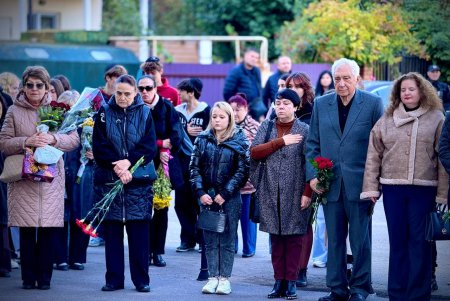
[0,198,449,301]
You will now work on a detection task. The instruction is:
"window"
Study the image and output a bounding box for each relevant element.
[31,13,60,30]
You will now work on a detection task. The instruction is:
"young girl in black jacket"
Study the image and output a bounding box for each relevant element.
[190,101,250,295]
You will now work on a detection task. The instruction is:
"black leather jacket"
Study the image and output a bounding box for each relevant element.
[190,128,250,201]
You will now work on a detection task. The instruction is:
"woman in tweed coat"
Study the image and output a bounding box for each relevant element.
[251,89,312,300]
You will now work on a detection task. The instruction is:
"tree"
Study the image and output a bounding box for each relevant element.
[177,0,305,62]
[403,0,450,81]
[277,0,425,66]
[102,0,142,36]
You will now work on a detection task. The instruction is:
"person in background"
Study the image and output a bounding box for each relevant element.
[0,66,79,290]
[53,75,71,91]
[49,78,64,103]
[0,86,14,277]
[223,49,264,121]
[306,58,383,301]
[263,56,292,107]
[362,72,447,301]
[0,72,20,101]
[140,56,180,106]
[175,78,211,281]
[93,74,156,293]
[315,70,335,97]
[99,65,128,102]
[190,101,249,295]
[284,72,315,288]
[427,65,450,112]
[138,75,183,268]
[311,71,334,270]
[53,90,83,271]
[251,89,311,300]
[228,93,260,259]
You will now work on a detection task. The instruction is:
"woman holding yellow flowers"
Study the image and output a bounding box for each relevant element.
[137,75,184,267]
[93,74,156,292]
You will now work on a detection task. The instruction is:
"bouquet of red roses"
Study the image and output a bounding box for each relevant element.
[309,156,334,224]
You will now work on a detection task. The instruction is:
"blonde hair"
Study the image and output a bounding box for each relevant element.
[386,72,443,116]
[208,101,236,143]
[58,90,80,107]
[0,72,20,97]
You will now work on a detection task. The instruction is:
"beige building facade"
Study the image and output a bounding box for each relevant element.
[0,0,103,41]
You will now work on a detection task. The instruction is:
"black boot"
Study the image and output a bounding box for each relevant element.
[268,280,286,298]
[285,281,297,300]
[431,271,438,291]
[295,268,307,287]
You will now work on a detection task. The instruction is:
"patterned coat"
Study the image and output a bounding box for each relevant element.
[251,118,310,235]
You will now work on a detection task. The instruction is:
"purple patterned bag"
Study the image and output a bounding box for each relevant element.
[22,147,57,183]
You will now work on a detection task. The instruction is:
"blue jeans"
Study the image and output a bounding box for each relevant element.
[235,193,257,255]
[312,205,327,264]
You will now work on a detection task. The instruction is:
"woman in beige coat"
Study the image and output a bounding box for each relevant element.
[361,72,447,301]
[0,66,79,290]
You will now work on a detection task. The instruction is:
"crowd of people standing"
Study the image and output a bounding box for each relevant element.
[0,52,449,301]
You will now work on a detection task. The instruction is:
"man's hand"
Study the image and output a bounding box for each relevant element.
[112,159,131,177]
[282,134,302,146]
[187,123,203,137]
[214,194,225,206]
[200,194,213,205]
[310,178,325,194]
[301,196,311,210]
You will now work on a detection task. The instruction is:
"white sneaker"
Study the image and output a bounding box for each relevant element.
[202,277,219,294]
[215,277,231,295]
[11,259,19,269]
[313,261,326,268]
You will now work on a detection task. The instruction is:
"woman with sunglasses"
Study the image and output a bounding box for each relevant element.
[137,75,184,268]
[92,74,156,292]
[0,66,80,290]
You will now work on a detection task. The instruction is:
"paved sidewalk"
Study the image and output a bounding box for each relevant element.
[0,200,449,300]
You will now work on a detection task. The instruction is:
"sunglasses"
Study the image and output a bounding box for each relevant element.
[146,56,160,63]
[25,82,45,90]
[138,86,154,92]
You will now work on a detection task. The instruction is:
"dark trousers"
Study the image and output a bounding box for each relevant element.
[20,227,56,286]
[383,184,434,301]
[54,222,69,264]
[236,193,257,255]
[149,207,168,255]
[69,221,90,264]
[174,182,198,246]
[0,225,11,273]
[104,220,150,288]
[298,225,313,269]
[271,234,302,281]
[323,186,372,297]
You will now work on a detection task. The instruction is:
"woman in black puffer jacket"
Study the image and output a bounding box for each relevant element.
[92,75,156,293]
[190,101,250,295]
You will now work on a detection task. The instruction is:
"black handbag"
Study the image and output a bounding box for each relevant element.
[249,121,274,223]
[133,160,157,181]
[425,205,450,241]
[197,206,227,233]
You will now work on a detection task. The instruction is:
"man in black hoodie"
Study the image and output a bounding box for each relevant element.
[427,65,450,112]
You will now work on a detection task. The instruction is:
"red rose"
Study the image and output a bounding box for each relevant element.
[50,101,58,107]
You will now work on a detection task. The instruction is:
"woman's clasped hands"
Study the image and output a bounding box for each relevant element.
[113,159,132,184]
[26,132,56,148]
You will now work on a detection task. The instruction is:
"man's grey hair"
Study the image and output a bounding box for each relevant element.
[331,58,360,78]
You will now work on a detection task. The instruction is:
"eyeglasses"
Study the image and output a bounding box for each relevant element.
[146,56,160,63]
[25,82,45,90]
[138,86,154,92]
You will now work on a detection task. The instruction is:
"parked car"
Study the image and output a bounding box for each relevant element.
[364,80,392,108]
